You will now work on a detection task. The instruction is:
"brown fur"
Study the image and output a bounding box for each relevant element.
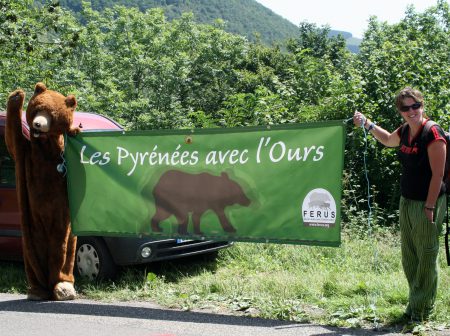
[5,83,80,300]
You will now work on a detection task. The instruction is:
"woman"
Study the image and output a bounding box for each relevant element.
[353,87,447,321]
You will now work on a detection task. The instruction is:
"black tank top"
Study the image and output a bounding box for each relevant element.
[397,119,446,201]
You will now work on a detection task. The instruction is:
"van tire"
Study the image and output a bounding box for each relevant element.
[75,237,118,281]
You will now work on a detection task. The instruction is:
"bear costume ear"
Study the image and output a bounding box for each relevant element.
[65,94,77,108]
[34,82,47,94]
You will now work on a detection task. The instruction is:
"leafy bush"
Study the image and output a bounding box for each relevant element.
[1,0,449,230]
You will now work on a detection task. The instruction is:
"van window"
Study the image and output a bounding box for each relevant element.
[0,129,15,186]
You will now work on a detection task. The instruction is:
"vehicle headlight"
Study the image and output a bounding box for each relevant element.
[141,246,152,258]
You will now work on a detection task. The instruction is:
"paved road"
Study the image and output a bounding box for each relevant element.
[0,293,448,336]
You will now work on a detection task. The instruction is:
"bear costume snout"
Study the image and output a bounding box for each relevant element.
[32,111,52,137]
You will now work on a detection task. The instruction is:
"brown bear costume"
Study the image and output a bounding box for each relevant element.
[6,83,80,301]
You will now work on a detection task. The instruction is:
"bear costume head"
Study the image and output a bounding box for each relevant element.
[27,82,79,140]
[6,82,80,301]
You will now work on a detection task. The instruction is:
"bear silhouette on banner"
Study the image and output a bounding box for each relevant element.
[149,170,250,235]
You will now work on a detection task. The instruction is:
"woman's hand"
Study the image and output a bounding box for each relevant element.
[424,207,434,223]
[353,111,367,127]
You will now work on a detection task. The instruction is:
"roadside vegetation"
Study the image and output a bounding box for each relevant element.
[1,227,450,333]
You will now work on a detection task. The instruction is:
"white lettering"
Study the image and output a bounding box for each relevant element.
[117,147,129,165]
[302,146,316,161]
[287,147,302,161]
[313,146,324,161]
[80,145,89,164]
[269,141,286,163]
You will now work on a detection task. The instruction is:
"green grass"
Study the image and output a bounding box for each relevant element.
[1,231,450,333]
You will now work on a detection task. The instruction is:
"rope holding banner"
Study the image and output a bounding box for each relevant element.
[360,121,374,237]
[359,117,380,328]
[344,115,373,234]
[345,115,380,327]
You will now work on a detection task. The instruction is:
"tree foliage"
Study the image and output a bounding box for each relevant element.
[348,0,450,218]
[34,0,361,50]
[1,0,449,228]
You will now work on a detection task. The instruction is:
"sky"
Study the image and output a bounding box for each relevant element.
[254,0,442,38]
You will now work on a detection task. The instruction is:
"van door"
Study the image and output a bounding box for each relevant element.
[0,120,23,260]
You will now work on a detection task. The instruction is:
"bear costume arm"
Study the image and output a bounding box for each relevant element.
[5,89,27,161]
[65,94,81,137]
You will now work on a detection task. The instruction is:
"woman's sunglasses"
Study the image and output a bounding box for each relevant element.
[400,102,422,112]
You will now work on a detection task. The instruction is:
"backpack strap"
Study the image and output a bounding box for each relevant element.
[420,120,437,142]
[400,120,435,146]
[400,120,435,136]
[446,197,450,266]
[400,122,408,138]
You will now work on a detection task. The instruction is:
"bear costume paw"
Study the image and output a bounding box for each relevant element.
[7,89,25,110]
[54,282,77,301]
[7,89,25,102]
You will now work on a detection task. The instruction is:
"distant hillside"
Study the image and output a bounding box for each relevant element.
[41,0,360,51]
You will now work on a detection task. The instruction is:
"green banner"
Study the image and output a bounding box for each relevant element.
[65,121,345,247]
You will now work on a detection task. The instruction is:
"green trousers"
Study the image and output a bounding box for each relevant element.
[399,195,446,321]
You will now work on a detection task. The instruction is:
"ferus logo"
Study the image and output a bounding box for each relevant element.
[302,188,336,228]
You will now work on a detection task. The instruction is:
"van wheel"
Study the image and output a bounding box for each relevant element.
[75,237,118,281]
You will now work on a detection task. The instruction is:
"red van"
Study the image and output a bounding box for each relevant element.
[0,111,232,280]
